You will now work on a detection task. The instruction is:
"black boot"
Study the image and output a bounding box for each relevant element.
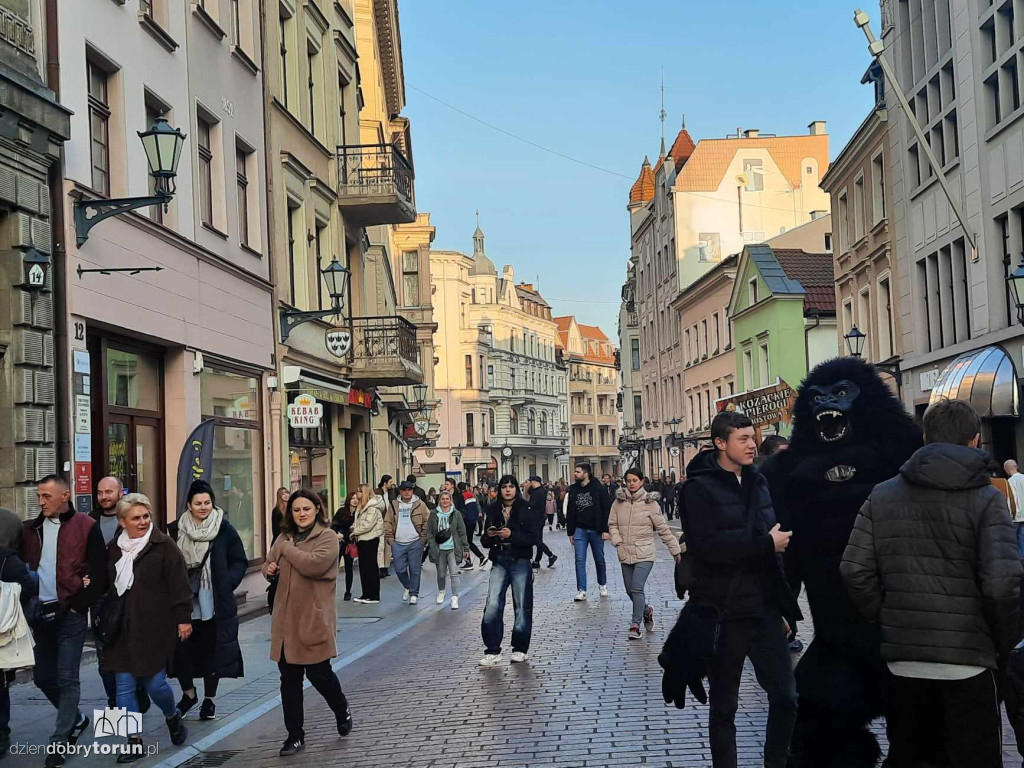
[166,712,188,746]
[116,736,144,764]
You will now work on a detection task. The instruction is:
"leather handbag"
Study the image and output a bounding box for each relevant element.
[186,548,212,596]
[345,542,358,560]
[96,592,126,646]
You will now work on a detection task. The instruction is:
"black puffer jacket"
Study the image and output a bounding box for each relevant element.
[841,443,1022,669]
[681,450,800,623]
[480,497,542,561]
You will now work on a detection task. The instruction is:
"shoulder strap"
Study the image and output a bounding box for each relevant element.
[721,477,759,616]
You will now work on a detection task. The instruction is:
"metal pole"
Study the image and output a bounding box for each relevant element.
[854,10,977,257]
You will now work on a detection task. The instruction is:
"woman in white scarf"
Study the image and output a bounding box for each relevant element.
[170,481,247,723]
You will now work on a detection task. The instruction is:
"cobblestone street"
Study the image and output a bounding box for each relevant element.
[8,531,1023,768]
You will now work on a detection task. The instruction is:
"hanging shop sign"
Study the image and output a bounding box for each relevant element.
[325,329,352,358]
[348,388,373,409]
[715,379,796,430]
[287,393,323,428]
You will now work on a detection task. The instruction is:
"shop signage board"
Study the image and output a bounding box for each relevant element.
[325,329,352,358]
[287,393,323,428]
[715,379,796,430]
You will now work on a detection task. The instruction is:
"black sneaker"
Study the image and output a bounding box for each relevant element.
[116,737,144,764]
[531,561,541,570]
[547,554,558,568]
[344,592,352,601]
[279,738,305,757]
[68,713,90,745]
[176,691,198,718]
[337,709,353,737]
[789,637,804,653]
[165,713,188,746]
[199,698,216,721]
[44,750,66,768]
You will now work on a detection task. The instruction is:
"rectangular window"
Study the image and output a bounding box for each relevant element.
[236,145,251,247]
[631,338,640,370]
[487,365,494,389]
[759,342,770,386]
[748,277,759,305]
[87,59,111,196]
[838,190,849,251]
[198,114,214,227]
[854,175,865,242]
[402,250,419,306]
[230,0,242,47]
[313,223,325,310]
[279,5,297,110]
[743,348,753,389]
[633,395,642,426]
[871,151,886,224]
[479,355,486,391]
[466,413,475,446]
[858,289,872,356]
[306,38,322,138]
[465,355,473,389]
[842,299,854,339]
[878,276,894,360]
[711,312,720,354]
[287,202,307,309]
[701,319,709,358]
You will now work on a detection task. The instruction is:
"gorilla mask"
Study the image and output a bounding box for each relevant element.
[809,380,861,444]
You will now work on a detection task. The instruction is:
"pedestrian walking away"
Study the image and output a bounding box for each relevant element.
[263,489,352,757]
[663,412,800,768]
[384,481,430,604]
[479,475,543,667]
[351,484,385,604]
[544,490,557,532]
[457,483,486,570]
[842,398,1022,768]
[566,463,611,601]
[608,468,681,639]
[20,474,107,768]
[169,480,247,723]
[427,490,468,610]
[526,475,557,569]
[100,493,193,762]
[0,506,37,759]
[1006,459,1024,559]
[332,491,360,601]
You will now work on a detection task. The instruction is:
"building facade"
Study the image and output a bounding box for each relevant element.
[422,225,567,485]
[882,0,1024,458]
[617,255,641,434]
[57,0,274,558]
[0,0,69,515]
[557,316,619,478]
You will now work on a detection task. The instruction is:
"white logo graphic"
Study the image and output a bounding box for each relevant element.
[93,708,142,738]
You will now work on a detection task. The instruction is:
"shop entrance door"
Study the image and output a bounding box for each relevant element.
[106,417,161,507]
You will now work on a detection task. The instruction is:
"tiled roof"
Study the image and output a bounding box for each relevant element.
[515,283,550,308]
[803,285,837,314]
[745,246,835,316]
[772,248,835,289]
[674,134,829,192]
[666,128,696,168]
[552,316,616,365]
[629,157,656,204]
[578,323,609,342]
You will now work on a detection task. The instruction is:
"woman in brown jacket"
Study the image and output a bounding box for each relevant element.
[608,468,681,640]
[100,493,192,761]
[263,489,352,757]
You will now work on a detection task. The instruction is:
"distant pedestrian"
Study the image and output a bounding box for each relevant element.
[169,480,247,723]
[555,480,568,530]
[406,474,428,504]
[601,473,619,499]
[458,483,487,570]
[842,398,1022,768]
[101,493,192,762]
[608,468,680,639]
[332,491,360,601]
[0,508,36,759]
[566,463,611,602]
[544,490,557,531]
[1008,460,1024,558]
[384,481,430,605]
[427,491,468,610]
[526,476,557,569]
[263,490,352,757]
[351,484,385,604]
[270,487,289,544]
[426,488,438,510]
[20,475,106,768]
[478,475,542,667]
[377,475,396,505]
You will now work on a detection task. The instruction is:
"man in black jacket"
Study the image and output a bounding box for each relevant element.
[842,398,1021,768]
[478,475,543,667]
[527,475,556,569]
[678,412,798,768]
[566,463,611,602]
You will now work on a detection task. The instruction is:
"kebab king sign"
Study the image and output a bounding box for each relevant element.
[287,393,323,428]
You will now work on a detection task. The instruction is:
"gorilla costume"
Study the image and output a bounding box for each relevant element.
[761,357,922,768]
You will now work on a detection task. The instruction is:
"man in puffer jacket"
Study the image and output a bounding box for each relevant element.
[841,398,1022,768]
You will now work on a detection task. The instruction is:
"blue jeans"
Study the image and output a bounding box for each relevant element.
[392,539,424,597]
[32,609,88,743]
[573,529,607,592]
[481,558,533,655]
[115,670,177,719]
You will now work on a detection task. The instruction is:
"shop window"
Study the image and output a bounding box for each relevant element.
[107,348,160,410]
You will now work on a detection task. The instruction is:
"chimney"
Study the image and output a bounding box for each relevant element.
[744,128,760,138]
[808,120,827,136]
[810,210,827,220]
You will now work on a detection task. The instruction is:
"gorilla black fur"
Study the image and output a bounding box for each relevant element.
[761,357,922,768]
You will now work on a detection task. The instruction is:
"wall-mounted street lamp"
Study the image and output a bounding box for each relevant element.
[412,383,428,410]
[844,326,867,358]
[1008,265,1024,326]
[452,446,463,466]
[280,257,350,343]
[666,417,681,440]
[74,117,187,247]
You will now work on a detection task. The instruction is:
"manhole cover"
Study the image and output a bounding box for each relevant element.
[180,750,243,767]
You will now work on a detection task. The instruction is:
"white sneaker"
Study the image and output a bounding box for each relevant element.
[436,591,445,605]
[574,591,587,602]
[478,653,502,667]
[510,651,529,663]
[353,597,366,604]
[599,585,609,597]
[402,589,410,603]
[451,595,459,610]
[410,595,418,605]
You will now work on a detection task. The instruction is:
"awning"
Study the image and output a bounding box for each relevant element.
[283,366,352,406]
[928,346,1020,418]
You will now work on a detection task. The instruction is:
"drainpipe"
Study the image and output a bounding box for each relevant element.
[45,0,71,477]
[804,309,821,374]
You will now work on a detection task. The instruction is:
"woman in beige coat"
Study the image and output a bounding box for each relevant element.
[350,484,385,603]
[263,489,352,757]
[608,468,681,640]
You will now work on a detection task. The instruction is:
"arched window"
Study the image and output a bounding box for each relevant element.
[527,409,536,435]
[540,412,548,435]
[510,409,519,435]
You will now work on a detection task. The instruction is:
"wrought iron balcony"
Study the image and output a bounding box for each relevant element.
[349,315,423,387]
[336,143,416,226]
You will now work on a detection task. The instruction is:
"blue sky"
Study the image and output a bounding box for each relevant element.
[401,0,878,334]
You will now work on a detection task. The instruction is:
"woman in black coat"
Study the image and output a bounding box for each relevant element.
[169,481,247,722]
[0,508,36,758]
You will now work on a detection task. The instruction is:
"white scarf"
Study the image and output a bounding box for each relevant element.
[114,526,153,597]
[177,506,224,568]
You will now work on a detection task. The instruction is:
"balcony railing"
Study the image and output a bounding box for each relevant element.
[349,315,422,387]
[627,312,638,328]
[336,143,416,226]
